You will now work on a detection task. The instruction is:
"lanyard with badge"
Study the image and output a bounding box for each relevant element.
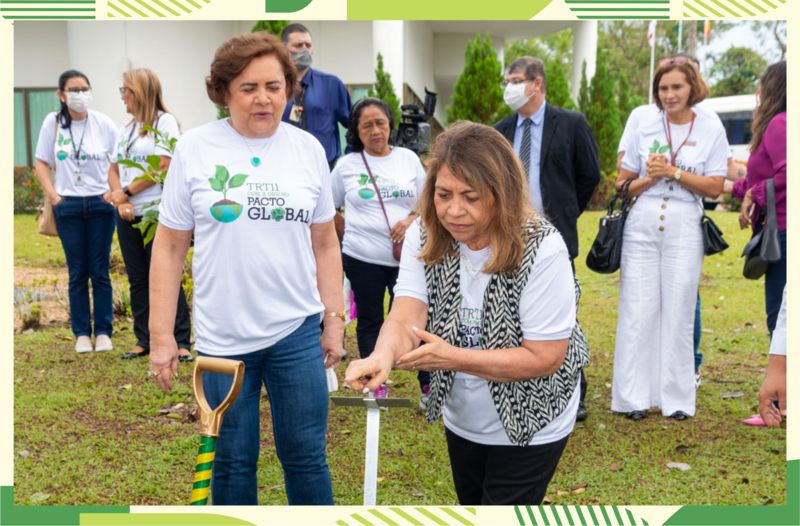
[661,112,695,193]
[121,115,159,182]
[69,117,89,187]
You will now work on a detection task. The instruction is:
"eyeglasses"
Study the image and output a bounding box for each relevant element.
[500,78,531,90]
[659,57,689,68]
[119,87,129,95]
[65,87,91,94]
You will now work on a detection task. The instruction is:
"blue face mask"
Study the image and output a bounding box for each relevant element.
[291,50,313,70]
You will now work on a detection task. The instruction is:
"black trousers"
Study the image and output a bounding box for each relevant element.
[116,215,192,350]
[445,427,569,505]
[344,253,429,388]
[345,254,398,359]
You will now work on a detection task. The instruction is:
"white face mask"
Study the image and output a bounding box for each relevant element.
[503,82,534,112]
[65,91,93,113]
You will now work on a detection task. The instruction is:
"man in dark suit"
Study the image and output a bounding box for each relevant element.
[493,56,601,421]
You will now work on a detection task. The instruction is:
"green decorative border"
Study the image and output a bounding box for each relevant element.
[0,460,796,525]
[4,1,793,524]
[0,0,96,20]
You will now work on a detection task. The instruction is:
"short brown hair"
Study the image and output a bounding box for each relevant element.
[652,60,709,111]
[206,32,297,106]
[419,121,538,275]
[507,56,547,91]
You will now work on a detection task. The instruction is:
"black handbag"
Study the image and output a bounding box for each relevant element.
[659,113,728,257]
[742,178,781,280]
[701,212,729,256]
[586,179,634,274]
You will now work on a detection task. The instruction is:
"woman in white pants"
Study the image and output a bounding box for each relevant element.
[612,58,728,420]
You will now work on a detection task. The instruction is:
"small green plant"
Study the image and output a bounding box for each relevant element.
[14,279,47,330]
[117,126,178,247]
[110,273,132,319]
[49,278,71,319]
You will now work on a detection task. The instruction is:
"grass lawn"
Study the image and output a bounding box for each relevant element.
[13,211,786,506]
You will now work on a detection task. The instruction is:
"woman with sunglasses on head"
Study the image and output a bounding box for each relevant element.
[34,70,120,354]
[108,69,193,362]
[611,58,729,421]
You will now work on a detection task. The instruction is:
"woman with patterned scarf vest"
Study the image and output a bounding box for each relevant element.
[345,121,589,505]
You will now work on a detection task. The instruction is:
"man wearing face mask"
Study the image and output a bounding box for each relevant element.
[280,23,353,171]
[493,56,601,422]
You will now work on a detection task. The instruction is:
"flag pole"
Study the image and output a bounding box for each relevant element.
[677,20,682,53]
[649,22,656,105]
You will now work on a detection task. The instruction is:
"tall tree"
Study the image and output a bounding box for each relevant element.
[598,20,733,102]
[577,61,589,115]
[618,70,631,128]
[545,60,576,111]
[446,33,511,125]
[753,20,786,61]
[709,47,768,97]
[369,53,402,126]
[585,49,622,178]
[505,28,574,80]
[687,19,697,57]
[251,20,290,35]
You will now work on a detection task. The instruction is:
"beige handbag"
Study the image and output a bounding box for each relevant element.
[37,115,59,237]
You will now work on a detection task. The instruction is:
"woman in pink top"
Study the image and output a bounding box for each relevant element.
[731,61,786,335]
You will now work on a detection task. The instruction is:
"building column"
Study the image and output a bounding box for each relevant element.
[572,20,598,103]
[372,21,404,103]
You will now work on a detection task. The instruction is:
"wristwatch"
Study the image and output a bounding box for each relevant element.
[673,169,682,181]
[123,185,133,197]
[323,310,347,322]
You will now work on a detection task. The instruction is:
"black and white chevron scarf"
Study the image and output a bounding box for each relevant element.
[421,218,590,447]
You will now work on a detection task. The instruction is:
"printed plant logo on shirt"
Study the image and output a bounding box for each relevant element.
[208,165,249,223]
[357,173,378,199]
[649,140,670,155]
[56,133,72,161]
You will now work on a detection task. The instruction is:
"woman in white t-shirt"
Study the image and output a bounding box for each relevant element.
[345,122,589,505]
[107,68,192,363]
[34,70,119,354]
[149,32,343,506]
[613,58,728,421]
[331,97,427,400]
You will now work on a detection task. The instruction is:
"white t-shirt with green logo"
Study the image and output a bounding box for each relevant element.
[332,147,426,267]
[35,110,119,197]
[159,119,335,356]
[621,109,729,202]
[395,220,579,446]
[112,111,181,216]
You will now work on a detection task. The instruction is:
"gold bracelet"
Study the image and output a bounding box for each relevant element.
[323,310,347,322]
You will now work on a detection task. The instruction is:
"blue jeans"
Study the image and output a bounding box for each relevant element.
[53,195,116,338]
[765,230,787,336]
[197,315,333,505]
[693,293,702,374]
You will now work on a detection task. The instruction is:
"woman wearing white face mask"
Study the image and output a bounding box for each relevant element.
[34,70,120,353]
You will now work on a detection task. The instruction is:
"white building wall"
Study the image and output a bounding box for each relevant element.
[14,21,70,88]
[403,21,437,104]
[372,21,404,102]
[310,21,374,85]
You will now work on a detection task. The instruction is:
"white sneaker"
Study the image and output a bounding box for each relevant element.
[95,334,113,352]
[75,335,93,353]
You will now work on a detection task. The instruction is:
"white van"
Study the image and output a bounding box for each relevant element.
[696,94,757,209]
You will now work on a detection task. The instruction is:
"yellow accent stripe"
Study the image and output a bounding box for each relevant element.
[193,469,212,483]
[196,452,215,464]
[190,487,211,503]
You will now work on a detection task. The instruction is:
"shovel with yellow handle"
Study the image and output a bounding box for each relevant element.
[190,356,245,505]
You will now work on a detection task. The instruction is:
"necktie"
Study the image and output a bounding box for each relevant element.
[519,118,533,177]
